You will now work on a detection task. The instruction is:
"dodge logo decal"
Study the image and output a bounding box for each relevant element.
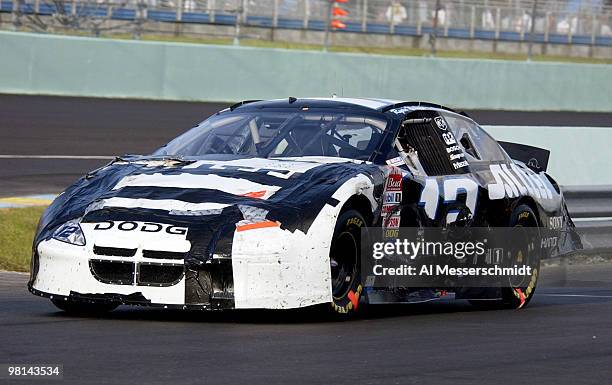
[93,221,188,235]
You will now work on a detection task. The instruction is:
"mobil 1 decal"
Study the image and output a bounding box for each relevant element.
[382,167,403,237]
[419,176,479,223]
[435,115,469,172]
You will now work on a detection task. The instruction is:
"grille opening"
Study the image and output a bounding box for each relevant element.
[142,250,186,260]
[93,245,137,257]
[138,263,184,287]
[185,262,234,306]
[90,260,134,285]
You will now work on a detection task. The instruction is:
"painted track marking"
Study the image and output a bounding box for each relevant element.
[0,194,56,208]
[539,293,612,298]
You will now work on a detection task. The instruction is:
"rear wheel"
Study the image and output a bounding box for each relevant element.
[470,204,540,310]
[51,298,119,315]
[329,210,366,315]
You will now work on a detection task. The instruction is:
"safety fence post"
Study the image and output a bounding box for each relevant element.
[361,0,367,32]
[494,7,500,39]
[272,0,278,28]
[209,0,215,23]
[304,0,309,29]
[469,5,475,39]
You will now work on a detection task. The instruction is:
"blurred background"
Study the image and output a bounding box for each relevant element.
[1,0,611,59]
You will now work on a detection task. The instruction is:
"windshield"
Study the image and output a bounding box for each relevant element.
[154,110,389,160]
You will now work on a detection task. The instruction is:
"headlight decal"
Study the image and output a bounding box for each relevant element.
[52,220,86,246]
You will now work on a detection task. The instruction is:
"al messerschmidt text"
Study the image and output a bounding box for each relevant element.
[373,264,532,277]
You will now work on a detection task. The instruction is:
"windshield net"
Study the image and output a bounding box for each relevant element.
[154,110,389,160]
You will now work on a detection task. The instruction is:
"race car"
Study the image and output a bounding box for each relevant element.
[28,98,580,315]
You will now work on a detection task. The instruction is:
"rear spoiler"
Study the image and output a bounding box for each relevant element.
[498,141,550,172]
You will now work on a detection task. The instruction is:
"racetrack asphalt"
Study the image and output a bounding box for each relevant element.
[0,95,226,197]
[2,94,612,197]
[2,262,612,385]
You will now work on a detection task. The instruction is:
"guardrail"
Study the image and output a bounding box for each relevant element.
[2,0,612,47]
[563,185,612,253]
[563,185,612,219]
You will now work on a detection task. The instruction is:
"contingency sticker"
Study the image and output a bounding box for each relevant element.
[386,157,405,167]
[382,168,403,237]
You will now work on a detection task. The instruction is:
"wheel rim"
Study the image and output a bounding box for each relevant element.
[330,230,358,299]
[508,224,537,289]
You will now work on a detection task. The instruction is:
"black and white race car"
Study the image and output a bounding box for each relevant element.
[29,98,580,315]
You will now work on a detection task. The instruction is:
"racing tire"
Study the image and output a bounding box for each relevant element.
[470,204,540,310]
[329,210,366,316]
[51,298,119,315]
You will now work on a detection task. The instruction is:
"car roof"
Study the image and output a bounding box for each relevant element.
[225,97,461,115]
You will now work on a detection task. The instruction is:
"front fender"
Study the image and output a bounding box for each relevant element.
[230,173,378,309]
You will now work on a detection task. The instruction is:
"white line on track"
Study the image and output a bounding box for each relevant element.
[573,217,612,222]
[0,155,114,159]
[540,294,612,298]
[0,270,29,275]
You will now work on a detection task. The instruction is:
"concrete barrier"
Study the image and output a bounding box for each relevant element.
[1,31,612,111]
[484,125,612,186]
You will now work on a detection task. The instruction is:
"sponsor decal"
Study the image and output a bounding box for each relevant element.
[446,145,461,153]
[487,163,554,200]
[388,106,413,115]
[382,204,400,215]
[452,160,469,169]
[182,158,323,179]
[347,217,364,227]
[434,116,448,131]
[383,229,399,238]
[549,216,563,230]
[386,157,405,167]
[541,236,558,248]
[385,216,401,228]
[382,168,404,238]
[383,192,402,204]
[442,132,456,146]
[385,173,403,192]
[93,221,188,235]
[112,173,281,199]
[434,118,468,171]
[527,158,539,170]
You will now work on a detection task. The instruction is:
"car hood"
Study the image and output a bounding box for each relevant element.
[35,155,382,264]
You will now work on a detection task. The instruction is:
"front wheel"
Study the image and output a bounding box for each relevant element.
[329,210,366,315]
[51,298,119,315]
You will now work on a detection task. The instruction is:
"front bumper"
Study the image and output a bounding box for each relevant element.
[30,217,334,310]
[30,238,206,308]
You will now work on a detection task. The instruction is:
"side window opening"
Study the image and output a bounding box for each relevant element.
[459,133,480,160]
[442,112,507,163]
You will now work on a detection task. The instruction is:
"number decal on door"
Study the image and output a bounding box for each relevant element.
[419,177,479,223]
